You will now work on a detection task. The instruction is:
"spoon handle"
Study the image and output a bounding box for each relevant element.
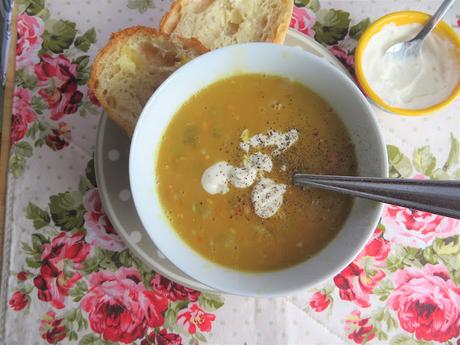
[411,0,456,42]
[292,174,460,219]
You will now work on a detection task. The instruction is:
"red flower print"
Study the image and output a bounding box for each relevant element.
[39,311,67,344]
[388,264,460,342]
[290,6,316,37]
[457,18,460,27]
[309,291,331,312]
[141,329,183,345]
[333,262,385,308]
[17,271,28,281]
[151,273,201,302]
[8,291,29,311]
[355,227,391,265]
[83,188,126,251]
[345,311,376,344]
[34,54,83,120]
[87,89,101,107]
[16,13,44,68]
[329,45,355,77]
[11,88,37,144]
[34,231,90,308]
[177,304,216,334]
[80,267,168,344]
[382,204,458,248]
[45,122,71,151]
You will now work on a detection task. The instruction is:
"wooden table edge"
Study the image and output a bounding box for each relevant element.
[0,4,17,271]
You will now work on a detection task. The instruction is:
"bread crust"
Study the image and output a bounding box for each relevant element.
[88,26,208,136]
[159,0,294,46]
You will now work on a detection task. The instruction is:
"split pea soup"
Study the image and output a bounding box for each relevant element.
[156,74,357,271]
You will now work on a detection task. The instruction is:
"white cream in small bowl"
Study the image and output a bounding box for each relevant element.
[355,12,460,115]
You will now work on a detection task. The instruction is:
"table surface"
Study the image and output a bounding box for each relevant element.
[1,1,460,344]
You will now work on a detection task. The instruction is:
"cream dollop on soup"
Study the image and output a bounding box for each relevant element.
[362,23,460,109]
[201,129,297,218]
[156,74,357,271]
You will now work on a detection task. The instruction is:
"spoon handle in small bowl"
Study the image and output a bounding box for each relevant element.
[412,0,456,42]
[292,174,460,219]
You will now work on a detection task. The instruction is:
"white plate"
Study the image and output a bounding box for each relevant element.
[95,29,351,292]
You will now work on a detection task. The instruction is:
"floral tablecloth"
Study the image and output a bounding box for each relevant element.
[2,0,460,344]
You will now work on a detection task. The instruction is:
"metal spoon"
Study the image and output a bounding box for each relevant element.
[384,0,455,58]
[293,174,460,219]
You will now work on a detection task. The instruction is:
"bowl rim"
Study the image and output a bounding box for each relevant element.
[355,10,460,116]
[129,42,388,296]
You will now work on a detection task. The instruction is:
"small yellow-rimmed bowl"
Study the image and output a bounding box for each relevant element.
[355,11,460,116]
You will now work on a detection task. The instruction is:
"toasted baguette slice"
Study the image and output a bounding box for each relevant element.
[89,26,208,136]
[159,0,293,50]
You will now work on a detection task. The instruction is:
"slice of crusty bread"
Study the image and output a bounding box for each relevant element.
[159,0,294,50]
[89,26,208,136]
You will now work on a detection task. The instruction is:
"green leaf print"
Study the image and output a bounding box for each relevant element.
[387,145,413,178]
[313,9,351,45]
[13,141,33,157]
[86,158,97,188]
[127,0,155,14]
[25,202,50,229]
[49,191,85,231]
[198,293,225,311]
[42,19,77,54]
[373,279,394,302]
[9,142,33,178]
[433,237,460,256]
[31,96,46,115]
[431,168,450,180]
[74,55,91,85]
[443,134,459,172]
[75,28,97,52]
[17,0,47,18]
[69,280,88,302]
[15,68,38,89]
[349,18,370,40]
[79,334,116,345]
[389,334,413,345]
[413,146,436,176]
[26,120,52,147]
[294,0,320,12]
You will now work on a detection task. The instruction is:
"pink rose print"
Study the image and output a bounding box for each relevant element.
[151,273,201,302]
[344,311,376,344]
[309,291,331,312]
[39,311,67,344]
[45,122,71,151]
[34,231,90,309]
[388,264,460,342]
[8,291,29,311]
[177,304,216,335]
[290,6,316,37]
[333,228,388,308]
[355,227,391,265]
[83,188,126,251]
[11,88,37,144]
[329,45,355,76]
[141,329,183,345]
[382,204,458,248]
[80,267,168,344]
[16,13,44,68]
[334,262,385,308]
[34,54,83,121]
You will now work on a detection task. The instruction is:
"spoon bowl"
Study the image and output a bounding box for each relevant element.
[383,0,455,59]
